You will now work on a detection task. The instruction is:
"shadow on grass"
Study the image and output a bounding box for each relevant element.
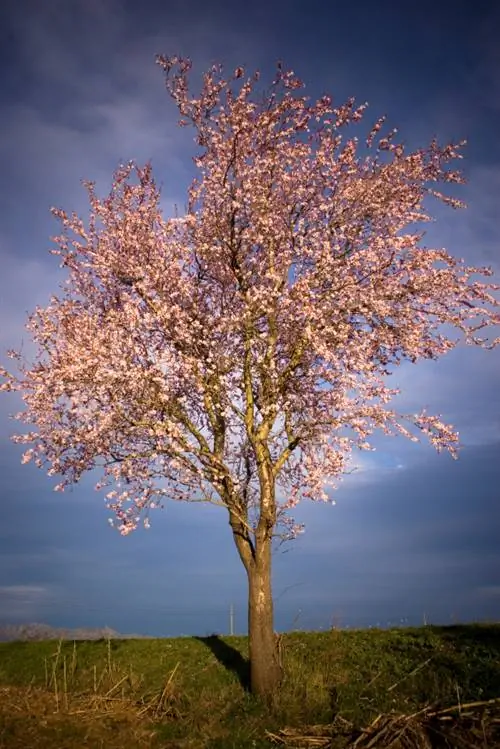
[195,635,251,691]
[433,623,500,649]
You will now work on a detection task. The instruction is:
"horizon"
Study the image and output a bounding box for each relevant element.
[1,613,498,641]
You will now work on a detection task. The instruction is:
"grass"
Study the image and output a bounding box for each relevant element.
[0,623,499,747]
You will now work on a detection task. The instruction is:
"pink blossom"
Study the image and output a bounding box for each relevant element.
[0,57,498,546]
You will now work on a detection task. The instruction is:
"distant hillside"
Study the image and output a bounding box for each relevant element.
[0,622,152,641]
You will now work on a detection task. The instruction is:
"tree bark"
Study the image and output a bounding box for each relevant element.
[246,537,282,699]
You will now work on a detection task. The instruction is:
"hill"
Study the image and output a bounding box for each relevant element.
[0,621,151,641]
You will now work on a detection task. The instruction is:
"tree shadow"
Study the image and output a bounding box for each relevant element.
[195,635,251,691]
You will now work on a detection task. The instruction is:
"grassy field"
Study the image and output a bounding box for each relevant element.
[0,623,499,748]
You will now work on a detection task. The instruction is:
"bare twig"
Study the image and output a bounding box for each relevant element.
[387,657,432,692]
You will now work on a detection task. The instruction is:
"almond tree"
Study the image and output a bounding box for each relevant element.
[1,57,499,699]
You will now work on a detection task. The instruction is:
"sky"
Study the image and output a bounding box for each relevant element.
[0,0,499,637]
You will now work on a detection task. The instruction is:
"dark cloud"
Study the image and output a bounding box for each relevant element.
[275,440,500,629]
[0,0,498,635]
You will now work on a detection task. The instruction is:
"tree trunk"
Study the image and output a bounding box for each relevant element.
[247,539,282,699]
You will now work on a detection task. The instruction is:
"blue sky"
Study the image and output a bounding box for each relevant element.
[0,0,499,636]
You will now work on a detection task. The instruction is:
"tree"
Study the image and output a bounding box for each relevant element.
[1,57,499,699]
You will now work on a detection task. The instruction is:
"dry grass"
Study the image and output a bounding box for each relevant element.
[0,684,162,748]
[267,698,500,748]
[0,646,183,749]
[0,636,188,747]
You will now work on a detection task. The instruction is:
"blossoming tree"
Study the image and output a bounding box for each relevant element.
[1,57,499,698]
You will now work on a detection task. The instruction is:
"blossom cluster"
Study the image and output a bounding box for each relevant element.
[1,58,498,541]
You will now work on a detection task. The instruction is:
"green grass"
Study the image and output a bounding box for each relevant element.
[0,623,499,747]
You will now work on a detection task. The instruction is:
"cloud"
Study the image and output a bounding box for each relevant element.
[0,254,64,352]
[475,585,500,599]
[0,584,54,619]
[0,584,48,596]
[388,346,500,448]
[277,440,500,621]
